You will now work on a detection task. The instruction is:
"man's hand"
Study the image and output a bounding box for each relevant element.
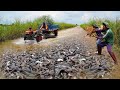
[96,36,102,39]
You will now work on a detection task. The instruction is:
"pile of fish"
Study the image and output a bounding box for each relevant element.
[0,32,113,79]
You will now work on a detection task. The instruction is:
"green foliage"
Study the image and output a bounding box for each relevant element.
[55,22,76,30]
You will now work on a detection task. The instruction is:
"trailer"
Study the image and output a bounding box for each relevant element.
[42,24,59,39]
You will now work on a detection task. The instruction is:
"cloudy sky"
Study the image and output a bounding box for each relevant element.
[0,11,120,24]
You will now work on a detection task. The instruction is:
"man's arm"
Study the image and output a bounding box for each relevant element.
[96,30,109,39]
[94,28,103,32]
[96,36,102,39]
[89,28,102,37]
[102,30,109,39]
[39,25,43,30]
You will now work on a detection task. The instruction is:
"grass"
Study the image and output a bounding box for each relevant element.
[0,15,76,42]
[54,22,76,30]
[80,17,120,50]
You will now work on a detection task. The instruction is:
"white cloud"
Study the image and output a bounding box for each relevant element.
[0,11,120,24]
[81,12,93,23]
[20,11,63,22]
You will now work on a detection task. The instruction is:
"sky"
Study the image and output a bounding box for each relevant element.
[0,11,120,24]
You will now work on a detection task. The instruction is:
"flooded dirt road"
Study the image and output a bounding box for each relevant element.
[0,26,119,79]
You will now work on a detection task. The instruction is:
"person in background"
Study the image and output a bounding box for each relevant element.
[28,27,33,34]
[39,22,48,31]
[24,27,34,43]
[89,24,105,54]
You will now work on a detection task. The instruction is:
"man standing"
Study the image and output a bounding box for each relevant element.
[97,22,118,65]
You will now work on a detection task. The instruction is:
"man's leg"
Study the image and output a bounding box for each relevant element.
[96,39,101,54]
[107,44,118,64]
[96,39,101,45]
[97,45,102,55]
[97,40,106,55]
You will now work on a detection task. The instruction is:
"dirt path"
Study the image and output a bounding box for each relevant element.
[0,26,120,79]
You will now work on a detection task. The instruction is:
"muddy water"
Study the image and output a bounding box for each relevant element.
[0,38,52,55]
[0,39,35,53]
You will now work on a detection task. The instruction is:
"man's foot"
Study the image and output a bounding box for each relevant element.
[94,52,102,55]
[114,61,118,65]
[94,51,98,54]
[98,53,102,55]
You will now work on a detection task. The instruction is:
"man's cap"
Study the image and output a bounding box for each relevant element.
[102,22,109,27]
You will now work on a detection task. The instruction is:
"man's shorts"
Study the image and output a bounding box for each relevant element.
[97,41,108,47]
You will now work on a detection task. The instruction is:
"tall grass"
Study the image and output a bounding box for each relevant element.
[54,22,76,30]
[0,15,76,42]
[80,17,120,49]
